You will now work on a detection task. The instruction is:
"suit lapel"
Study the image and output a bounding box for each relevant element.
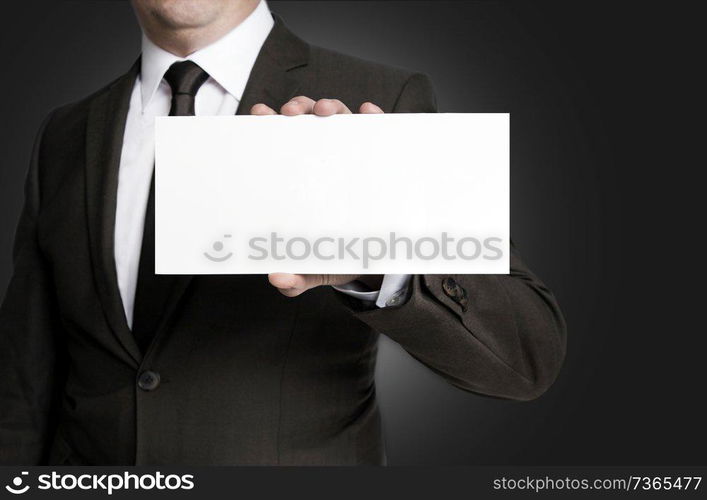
[85,59,143,366]
[237,15,309,115]
[84,16,309,363]
[141,15,310,350]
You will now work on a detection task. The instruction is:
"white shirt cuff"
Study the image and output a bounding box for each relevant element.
[333,274,412,308]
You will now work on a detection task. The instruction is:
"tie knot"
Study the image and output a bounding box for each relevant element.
[163,61,210,97]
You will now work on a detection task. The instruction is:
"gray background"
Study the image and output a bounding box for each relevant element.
[1,1,703,465]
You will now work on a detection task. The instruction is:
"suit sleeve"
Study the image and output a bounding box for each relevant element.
[343,73,567,401]
[0,111,65,464]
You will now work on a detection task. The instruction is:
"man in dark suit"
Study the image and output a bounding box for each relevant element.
[0,0,566,465]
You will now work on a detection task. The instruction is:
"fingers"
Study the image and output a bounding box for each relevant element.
[268,274,361,297]
[252,99,382,117]
[250,103,277,115]
[280,96,317,116]
[283,97,353,116]
[268,273,321,297]
[359,102,384,114]
[313,99,352,116]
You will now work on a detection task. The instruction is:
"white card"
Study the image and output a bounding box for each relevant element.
[155,113,509,275]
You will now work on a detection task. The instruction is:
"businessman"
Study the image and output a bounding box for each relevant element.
[0,0,566,465]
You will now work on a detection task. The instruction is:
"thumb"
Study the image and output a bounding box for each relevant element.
[268,274,360,297]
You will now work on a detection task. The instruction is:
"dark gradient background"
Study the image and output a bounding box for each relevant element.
[1,1,704,465]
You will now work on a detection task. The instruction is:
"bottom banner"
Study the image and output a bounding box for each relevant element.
[1,466,705,499]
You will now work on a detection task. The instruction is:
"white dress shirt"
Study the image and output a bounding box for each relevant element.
[114,0,409,328]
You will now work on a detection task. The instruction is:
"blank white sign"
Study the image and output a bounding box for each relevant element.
[155,113,509,275]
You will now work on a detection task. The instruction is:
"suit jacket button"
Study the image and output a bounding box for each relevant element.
[138,370,161,391]
[442,277,461,298]
[442,277,468,311]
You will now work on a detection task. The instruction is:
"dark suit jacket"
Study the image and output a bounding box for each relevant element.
[0,16,566,465]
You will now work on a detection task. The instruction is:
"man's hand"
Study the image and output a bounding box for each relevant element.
[251,96,384,296]
[250,96,384,117]
[267,274,356,297]
[267,274,386,298]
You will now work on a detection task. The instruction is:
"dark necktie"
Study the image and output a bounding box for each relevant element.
[132,61,210,352]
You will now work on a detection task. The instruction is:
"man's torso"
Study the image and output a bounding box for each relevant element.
[33,17,430,465]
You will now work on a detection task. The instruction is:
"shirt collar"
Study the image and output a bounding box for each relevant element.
[139,0,274,111]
